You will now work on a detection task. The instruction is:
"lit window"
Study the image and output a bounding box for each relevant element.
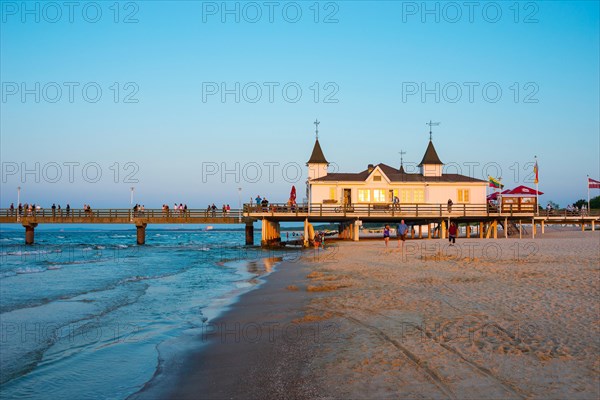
[414,189,424,203]
[401,190,411,203]
[457,189,470,203]
[358,189,371,202]
[329,187,336,200]
[373,189,386,202]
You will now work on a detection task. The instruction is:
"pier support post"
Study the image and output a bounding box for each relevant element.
[466,224,471,238]
[245,222,254,246]
[339,222,353,240]
[418,225,422,239]
[592,220,595,231]
[304,219,309,246]
[479,222,484,239]
[581,221,585,232]
[261,219,281,247]
[504,218,508,238]
[136,223,147,245]
[23,223,38,245]
[541,220,545,234]
[427,223,432,239]
[493,220,498,239]
[532,218,535,238]
[519,220,522,239]
[441,220,447,239]
[353,220,360,241]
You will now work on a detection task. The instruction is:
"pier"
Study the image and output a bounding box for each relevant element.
[1,204,598,246]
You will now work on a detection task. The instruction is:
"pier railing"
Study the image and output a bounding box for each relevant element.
[243,203,600,218]
[1,205,598,223]
[0,208,245,222]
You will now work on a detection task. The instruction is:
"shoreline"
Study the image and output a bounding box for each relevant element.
[161,258,319,399]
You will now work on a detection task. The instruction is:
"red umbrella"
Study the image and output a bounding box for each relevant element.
[290,186,296,202]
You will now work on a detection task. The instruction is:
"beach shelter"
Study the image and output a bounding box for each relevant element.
[500,185,544,212]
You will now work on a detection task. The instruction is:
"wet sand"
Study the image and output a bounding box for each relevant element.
[162,229,600,399]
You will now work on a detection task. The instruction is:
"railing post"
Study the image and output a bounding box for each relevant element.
[463,204,466,217]
[439,204,442,216]
[510,204,513,217]
[368,204,371,217]
[416,204,419,217]
[319,203,322,217]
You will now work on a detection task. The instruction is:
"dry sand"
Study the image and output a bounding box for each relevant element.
[164,229,599,399]
[299,229,599,399]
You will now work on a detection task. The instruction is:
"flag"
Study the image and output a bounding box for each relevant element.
[589,178,600,189]
[533,161,539,184]
[488,176,503,189]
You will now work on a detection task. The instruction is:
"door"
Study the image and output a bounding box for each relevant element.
[343,189,352,205]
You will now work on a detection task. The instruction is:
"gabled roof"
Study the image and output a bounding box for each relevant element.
[504,185,544,196]
[312,163,486,183]
[306,139,328,165]
[418,140,443,166]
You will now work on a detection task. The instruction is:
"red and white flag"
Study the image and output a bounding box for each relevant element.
[589,177,600,189]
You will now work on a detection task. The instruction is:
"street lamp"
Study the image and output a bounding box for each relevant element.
[130,187,134,222]
[238,187,242,223]
[17,187,21,221]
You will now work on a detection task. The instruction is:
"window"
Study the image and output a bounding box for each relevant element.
[457,189,470,203]
[400,189,424,203]
[414,189,424,203]
[373,175,382,182]
[373,189,386,202]
[401,190,411,203]
[329,187,336,200]
[358,189,371,203]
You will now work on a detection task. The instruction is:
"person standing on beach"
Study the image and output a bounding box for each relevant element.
[448,222,457,246]
[383,225,391,247]
[397,220,408,251]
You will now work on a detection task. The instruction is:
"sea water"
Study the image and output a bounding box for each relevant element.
[0,227,280,399]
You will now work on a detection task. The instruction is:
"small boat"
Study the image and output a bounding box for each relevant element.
[205,226,214,231]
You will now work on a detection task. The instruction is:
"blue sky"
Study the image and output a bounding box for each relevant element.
[1,0,599,208]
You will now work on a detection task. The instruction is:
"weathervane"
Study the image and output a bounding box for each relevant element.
[426,120,440,141]
[314,119,320,140]
[399,150,406,168]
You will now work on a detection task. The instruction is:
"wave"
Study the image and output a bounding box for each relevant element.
[15,267,46,274]
[1,249,62,257]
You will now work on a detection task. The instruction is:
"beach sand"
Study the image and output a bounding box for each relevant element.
[165,229,599,399]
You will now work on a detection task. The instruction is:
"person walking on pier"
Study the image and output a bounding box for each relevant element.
[9,203,14,216]
[447,199,453,213]
[211,203,217,217]
[66,204,70,216]
[448,222,457,246]
[397,220,408,251]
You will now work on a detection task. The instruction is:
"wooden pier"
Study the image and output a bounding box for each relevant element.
[1,204,598,246]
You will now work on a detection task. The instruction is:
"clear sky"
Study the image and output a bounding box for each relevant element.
[1,0,599,208]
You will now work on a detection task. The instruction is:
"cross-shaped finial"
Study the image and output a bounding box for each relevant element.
[399,150,406,167]
[314,119,320,139]
[426,120,440,141]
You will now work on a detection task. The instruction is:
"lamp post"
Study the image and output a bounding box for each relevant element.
[130,187,134,221]
[238,187,242,223]
[17,186,21,221]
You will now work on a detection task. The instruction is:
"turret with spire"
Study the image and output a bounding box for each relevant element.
[419,121,444,177]
[307,119,329,180]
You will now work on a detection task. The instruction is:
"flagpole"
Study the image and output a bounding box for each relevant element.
[587,175,590,212]
[535,156,539,216]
